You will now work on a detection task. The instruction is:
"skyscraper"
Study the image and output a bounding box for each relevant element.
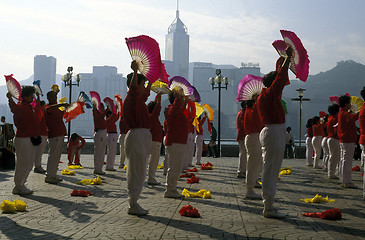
[34,55,57,95]
[163,5,189,80]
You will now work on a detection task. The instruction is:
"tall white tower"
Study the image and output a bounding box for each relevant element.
[164,2,189,79]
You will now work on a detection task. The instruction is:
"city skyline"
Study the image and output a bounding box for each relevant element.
[0,0,364,84]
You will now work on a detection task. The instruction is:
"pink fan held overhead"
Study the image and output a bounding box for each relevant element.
[89,91,101,112]
[236,74,263,103]
[272,30,310,82]
[125,35,162,84]
[103,97,116,115]
[5,74,22,101]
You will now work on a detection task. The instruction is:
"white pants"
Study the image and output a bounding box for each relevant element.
[47,136,64,178]
[237,140,247,175]
[148,141,162,180]
[339,142,355,184]
[163,136,168,173]
[119,133,126,165]
[195,135,203,164]
[245,133,262,189]
[184,133,195,168]
[94,130,107,172]
[327,138,340,177]
[321,137,329,169]
[260,124,285,210]
[166,143,187,191]
[14,137,36,188]
[125,129,152,206]
[34,135,47,169]
[312,136,322,168]
[305,137,313,166]
[106,133,118,169]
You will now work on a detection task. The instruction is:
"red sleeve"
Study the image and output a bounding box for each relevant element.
[265,67,289,98]
[8,100,19,114]
[78,136,86,149]
[151,102,161,119]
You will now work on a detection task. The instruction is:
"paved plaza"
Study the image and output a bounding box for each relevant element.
[0,154,365,240]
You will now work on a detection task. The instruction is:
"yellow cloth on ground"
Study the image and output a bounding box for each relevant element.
[68,165,84,169]
[300,194,335,203]
[123,165,127,170]
[14,200,27,212]
[61,169,75,175]
[182,189,212,199]
[157,162,164,169]
[0,200,16,213]
[76,177,102,185]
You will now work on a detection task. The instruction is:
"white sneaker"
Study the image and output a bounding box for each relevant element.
[147,178,160,185]
[45,176,59,184]
[128,203,148,216]
[263,208,285,218]
[164,190,184,199]
[12,186,33,195]
[245,191,262,200]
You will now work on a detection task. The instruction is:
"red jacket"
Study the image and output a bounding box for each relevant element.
[306,127,313,138]
[327,115,338,140]
[165,98,188,146]
[244,104,263,135]
[196,117,206,136]
[9,100,40,138]
[338,108,359,143]
[106,113,119,133]
[236,109,245,141]
[312,123,324,137]
[45,104,66,138]
[257,66,289,125]
[119,118,130,134]
[150,102,163,143]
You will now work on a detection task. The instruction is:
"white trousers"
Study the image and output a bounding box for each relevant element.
[260,124,285,209]
[14,137,36,188]
[312,136,322,168]
[125,129,151,206]
[237,140,247,174]
[321,137,329,169]
[34,135,47,168]
[119,133,126,165]
[339,142,355,184]
[163,136,168,173]
[184,133,195,168]
[306,137,314,166]
[94,130,107,172]
[47,136,64,178]
[106,133,118,169]
[327,138,340,177]
[195,135,203,164]
[166,143,187,191]
[245,133,263,189]
[148,141,162,180]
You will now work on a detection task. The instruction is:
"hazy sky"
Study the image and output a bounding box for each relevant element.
[0,0,364,83]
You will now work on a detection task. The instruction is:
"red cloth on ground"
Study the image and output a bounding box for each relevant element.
[179,205,201,218]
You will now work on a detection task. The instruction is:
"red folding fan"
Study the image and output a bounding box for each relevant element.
[125,35,162,83]
[5,74,22,101]
[114,94,123,117]
[63,102,85,123]
[272,30,310,82]
[103,97,116,114]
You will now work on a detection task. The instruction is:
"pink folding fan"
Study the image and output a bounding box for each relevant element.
[125,35,162,83]
[272,30,310,82]
[89,91,101,112]
[168,76,194,96]
[5,74,22,101]
[236,74,263,103]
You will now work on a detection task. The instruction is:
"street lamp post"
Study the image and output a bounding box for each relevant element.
[291,88,310,158]
[62,66,81,142]
[209,69,229,158]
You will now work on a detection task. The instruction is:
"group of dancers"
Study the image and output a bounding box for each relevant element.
[305,92,365,197]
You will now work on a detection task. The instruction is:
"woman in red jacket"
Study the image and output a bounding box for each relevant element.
[305,118,314,166]
[312,116,324,169]
[236,101,246,178]
[327,104,340,179]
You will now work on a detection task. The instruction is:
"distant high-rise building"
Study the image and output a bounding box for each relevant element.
[61,66,127,137]
[163,5,189,80]
[34,55,57,95]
